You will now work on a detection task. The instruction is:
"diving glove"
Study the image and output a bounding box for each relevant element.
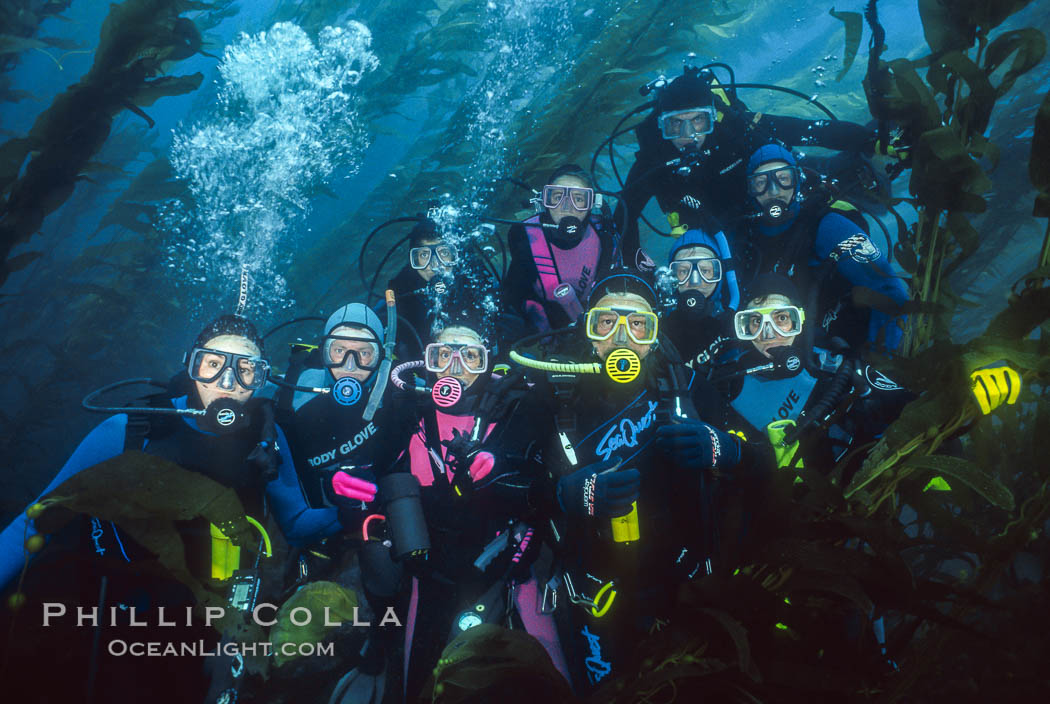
[332,471,378,503]
[556,458,639,519]
[442,429,495,498]
[656,420,741,471]
[970,364,1022,415]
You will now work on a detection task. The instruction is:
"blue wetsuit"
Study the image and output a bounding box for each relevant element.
[0,395,340,591]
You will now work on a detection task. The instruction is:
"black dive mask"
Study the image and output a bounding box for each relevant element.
[549,216,584,249]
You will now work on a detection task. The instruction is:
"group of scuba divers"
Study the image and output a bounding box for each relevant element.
[0,62,1025,703]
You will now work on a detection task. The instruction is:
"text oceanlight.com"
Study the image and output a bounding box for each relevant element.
[108,640,335,658]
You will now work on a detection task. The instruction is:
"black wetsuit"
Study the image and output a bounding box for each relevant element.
[275,365,408,522]
[615,98,875,262]
[661,304,736,370]
[532,351,743,695]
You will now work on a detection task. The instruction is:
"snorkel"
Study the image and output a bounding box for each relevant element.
[363,290,397,422]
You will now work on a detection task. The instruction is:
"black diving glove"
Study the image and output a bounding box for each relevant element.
[656,420,741,472]
[556,458,639,519]
[246,402,280,483]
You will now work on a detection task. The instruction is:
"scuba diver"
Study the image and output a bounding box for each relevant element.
[613,61,885,263]
[273,303,414,581]
[695,274,911,482]
[503,164,621,333]
[385,218,457,353]
[735,144,910,351]
[0,314,340,703]
[659,225,741,368]
[385,216,503,357]
[507,271,753,695]
[371,309,565,701]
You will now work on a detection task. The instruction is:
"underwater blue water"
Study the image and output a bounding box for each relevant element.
[0,0,1048,513]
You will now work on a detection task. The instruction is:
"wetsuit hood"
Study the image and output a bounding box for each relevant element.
[656,70,716,115]
[325,302,385,340]
[668,228,741,315]
[747,143,798,174]
[747,144,802,228]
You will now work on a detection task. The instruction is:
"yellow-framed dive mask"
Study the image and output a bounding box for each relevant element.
[585,307,659,345]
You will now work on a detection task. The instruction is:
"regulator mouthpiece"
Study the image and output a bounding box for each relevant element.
[202,397,249,434]
[764,200,792,222]
[332,376,363,406]
[604,348,641,383]
[432,376,463,407]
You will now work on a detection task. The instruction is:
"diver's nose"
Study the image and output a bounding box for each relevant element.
[218,367,237,390]
[448,353,464,375]
[614,322,629,344]
[760,321,777,340]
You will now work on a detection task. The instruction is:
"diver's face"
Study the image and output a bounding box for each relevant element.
[752,160,796,212]
[672,246,718,298]
[327,325,378,382]
[433,327,485,390]
[669,110,710,151]
[546,175,591,226]
[590,293,655,362]
[747,294,798,358]
[193,335,260,409]
[415,238,449,283]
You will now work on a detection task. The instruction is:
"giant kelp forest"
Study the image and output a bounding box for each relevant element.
[1,0,1049,701]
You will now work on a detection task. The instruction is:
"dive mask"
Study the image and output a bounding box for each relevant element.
[409,244,457,270]
[542,184,594,212]
[734,306,805,341]
[670,257,722,286]
[747,166,799,196]
[657,106,716,140]
[424,342,489,375]
[322,333,381,372]
[585,307,659,345]
[188,348,270,391]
